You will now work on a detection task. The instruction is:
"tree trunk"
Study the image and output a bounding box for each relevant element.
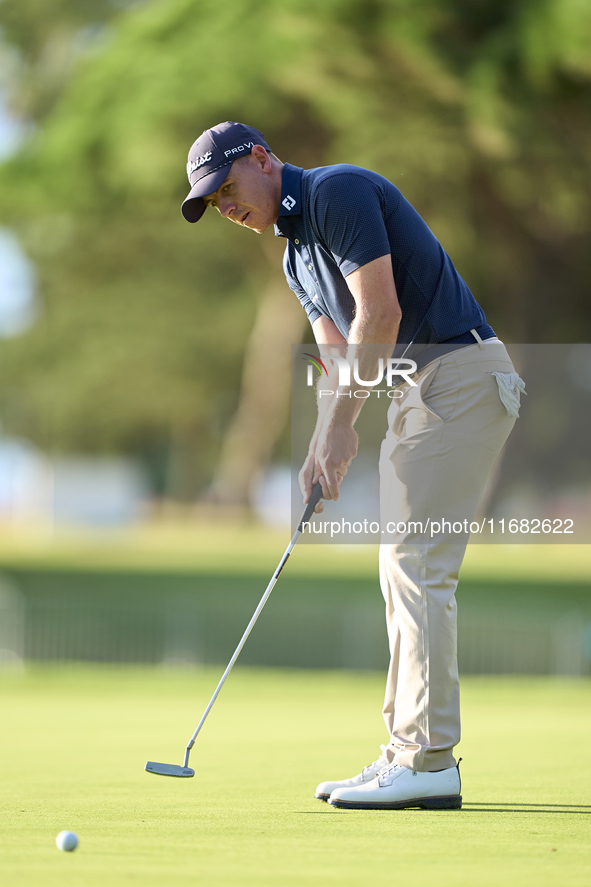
[209,261,308,506]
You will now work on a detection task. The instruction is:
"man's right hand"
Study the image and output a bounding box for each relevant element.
[298,449,325,513]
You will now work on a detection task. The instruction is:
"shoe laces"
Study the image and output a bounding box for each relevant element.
[363,744,390,776]
[377,763,403,786]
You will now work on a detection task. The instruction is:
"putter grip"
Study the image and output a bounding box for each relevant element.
[297,483,324,531]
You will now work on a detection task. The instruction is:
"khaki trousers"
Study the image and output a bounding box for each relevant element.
[378,340,517,771]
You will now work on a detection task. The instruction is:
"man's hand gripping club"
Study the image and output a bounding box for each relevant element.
[299,254,402,514]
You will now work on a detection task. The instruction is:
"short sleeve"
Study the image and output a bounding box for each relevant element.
[309,173,392,277]
[283,246,323,327]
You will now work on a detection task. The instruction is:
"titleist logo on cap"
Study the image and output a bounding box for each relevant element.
[187,152,212,180]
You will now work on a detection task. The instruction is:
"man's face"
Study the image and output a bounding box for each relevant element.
[202,147,280,234]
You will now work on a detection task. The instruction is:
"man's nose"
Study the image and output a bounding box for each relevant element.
[218,199,236,219]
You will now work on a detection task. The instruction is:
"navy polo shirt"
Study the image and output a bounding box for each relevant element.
[274,163,493,346]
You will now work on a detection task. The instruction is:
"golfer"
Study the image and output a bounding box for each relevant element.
[181,121,524,810]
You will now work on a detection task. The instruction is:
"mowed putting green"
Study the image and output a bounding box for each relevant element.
[1,667,590,887]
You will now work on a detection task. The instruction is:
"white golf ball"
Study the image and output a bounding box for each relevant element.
[56,830,78,852]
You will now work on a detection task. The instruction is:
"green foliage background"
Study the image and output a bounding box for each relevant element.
[1,0,590,497]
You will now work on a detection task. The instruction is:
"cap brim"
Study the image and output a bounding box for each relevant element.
[181,166,231,223]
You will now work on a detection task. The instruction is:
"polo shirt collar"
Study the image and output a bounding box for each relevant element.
[274,163,303,237]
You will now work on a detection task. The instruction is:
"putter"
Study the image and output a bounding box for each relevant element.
[145,481,324,778]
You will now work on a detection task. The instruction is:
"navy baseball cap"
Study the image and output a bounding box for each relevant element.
[181,121,271,223]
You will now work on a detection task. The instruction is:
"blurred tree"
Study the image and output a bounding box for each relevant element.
[0,0,590,504]
[0,0,136,121]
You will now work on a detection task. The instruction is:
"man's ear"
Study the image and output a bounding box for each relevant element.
[251,144,271,171]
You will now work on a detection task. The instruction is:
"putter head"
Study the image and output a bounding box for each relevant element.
[145,761,195,778]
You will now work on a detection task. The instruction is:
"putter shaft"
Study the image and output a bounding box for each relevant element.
[182,483,323,769]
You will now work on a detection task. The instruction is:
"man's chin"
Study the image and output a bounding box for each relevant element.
[246,220,268,234]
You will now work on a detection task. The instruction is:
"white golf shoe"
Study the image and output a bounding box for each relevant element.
[314,746,391,801]
[328,761,462,810]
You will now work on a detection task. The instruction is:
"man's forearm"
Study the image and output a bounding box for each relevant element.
[330,309,400,427]
[303,254,402,503]
[309,364,341,451]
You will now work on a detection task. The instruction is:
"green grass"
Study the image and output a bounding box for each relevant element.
[1,520,590,582]
[1,667,590,886]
